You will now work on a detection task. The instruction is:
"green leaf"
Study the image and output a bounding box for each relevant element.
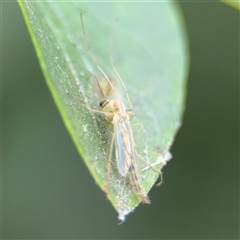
[221,0,240,10]
[18,1,189,221]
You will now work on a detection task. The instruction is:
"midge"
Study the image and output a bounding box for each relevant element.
[69,13,161,204]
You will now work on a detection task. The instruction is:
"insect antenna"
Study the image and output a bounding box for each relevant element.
[92,74,106,99]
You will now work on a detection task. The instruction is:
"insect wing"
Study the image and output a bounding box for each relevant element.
[114,114,140,177]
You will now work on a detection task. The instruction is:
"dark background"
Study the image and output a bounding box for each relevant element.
[2,1,239,239]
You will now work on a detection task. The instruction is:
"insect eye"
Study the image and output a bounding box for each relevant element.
[99,100,108,108]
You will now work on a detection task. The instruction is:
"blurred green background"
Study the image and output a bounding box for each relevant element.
[2,1,238,239]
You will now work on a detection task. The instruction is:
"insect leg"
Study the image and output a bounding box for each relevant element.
[67,93,106,115]
[106,131,115,196]
[137,153,163,187]
[109,17,133,112]
[80,13,115,95]
[131,123,163,186]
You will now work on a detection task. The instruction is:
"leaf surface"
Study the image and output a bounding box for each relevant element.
[18,1,189,220]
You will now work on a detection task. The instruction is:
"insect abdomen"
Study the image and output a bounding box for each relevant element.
[128,164,150,204]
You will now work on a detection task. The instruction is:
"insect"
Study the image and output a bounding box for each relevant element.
[69,13,162,204]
